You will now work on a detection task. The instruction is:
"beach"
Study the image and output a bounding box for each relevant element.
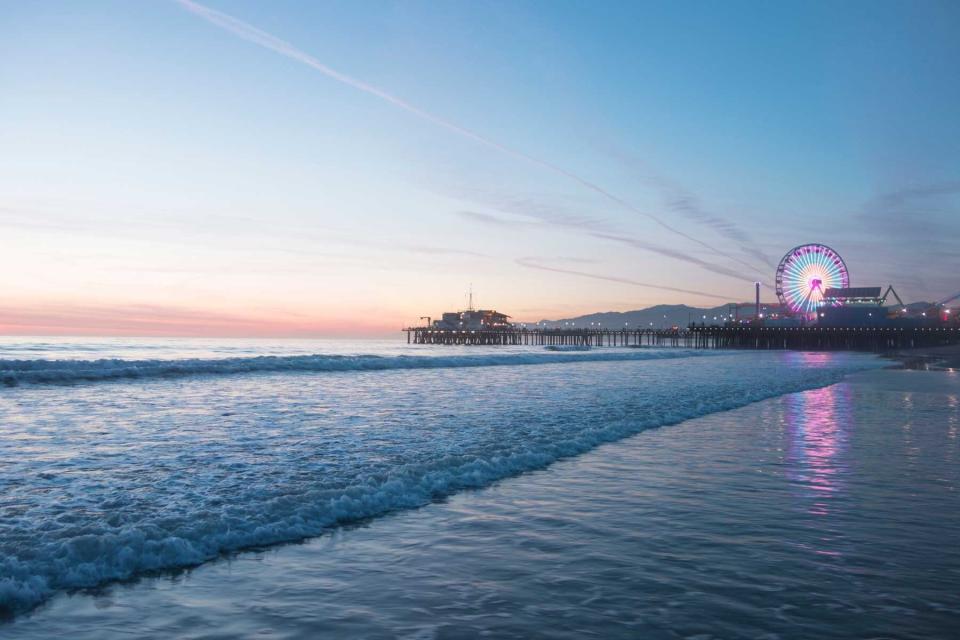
[893,343,960,371]
[4,0,958,635]
[1,339,958,637]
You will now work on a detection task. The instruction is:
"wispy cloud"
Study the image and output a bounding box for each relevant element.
[0,203,485,266]
[862,181,960,229]
[450,189,613,230]
[603,147,776,269]
[176,0,766,279]
[516,257,733,301]
[453,195,765,285]
[856,180,960,299]
[400,245,488,258]
[587,231,764,285]
[455,210,527,228]
[0,301,394,337]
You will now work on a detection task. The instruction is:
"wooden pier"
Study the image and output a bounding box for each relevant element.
[404,326,960,351]
[405,327,689,347]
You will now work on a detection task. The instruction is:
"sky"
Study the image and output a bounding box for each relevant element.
[1,0,958,336]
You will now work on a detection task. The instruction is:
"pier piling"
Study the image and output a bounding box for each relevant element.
[402,326,959,351]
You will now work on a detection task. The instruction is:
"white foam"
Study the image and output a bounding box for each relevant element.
[0,350,716,387]
[0,351,885,617]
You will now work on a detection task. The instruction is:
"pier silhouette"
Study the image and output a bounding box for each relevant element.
[404,326,959,351]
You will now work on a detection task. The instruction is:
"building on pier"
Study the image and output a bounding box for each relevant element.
[433,309,512,331]
[816,286,908,327]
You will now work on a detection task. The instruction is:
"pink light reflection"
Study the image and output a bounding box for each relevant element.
[784,383,853,518]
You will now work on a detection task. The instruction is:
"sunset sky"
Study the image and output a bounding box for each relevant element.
[2,1,958,336]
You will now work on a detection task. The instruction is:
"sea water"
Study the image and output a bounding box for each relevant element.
[2,337,956,637]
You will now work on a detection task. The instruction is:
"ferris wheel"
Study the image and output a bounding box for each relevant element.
[775,244,849,315]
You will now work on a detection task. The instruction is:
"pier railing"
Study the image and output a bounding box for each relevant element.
[403,326,959,351]
[404,327,687,347]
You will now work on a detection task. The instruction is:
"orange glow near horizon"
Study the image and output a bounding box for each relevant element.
[0,301,404,338]
[1,2,957,339]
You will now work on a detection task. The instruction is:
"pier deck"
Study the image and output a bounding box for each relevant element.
[404,326,960,351]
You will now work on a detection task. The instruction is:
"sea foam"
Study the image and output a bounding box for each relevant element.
[0,350,884,617]
[0,349,716,387]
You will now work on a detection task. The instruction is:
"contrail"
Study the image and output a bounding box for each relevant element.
[175,0,768,282]
[516,258,734,301]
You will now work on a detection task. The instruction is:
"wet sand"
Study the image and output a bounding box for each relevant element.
[7,367,959,639]
[889,343,960,370]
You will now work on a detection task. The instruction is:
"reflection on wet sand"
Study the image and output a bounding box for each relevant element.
[784,381,853,516]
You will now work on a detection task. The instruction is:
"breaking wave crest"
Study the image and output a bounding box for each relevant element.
[0,349,716,387]
[0,352,884,618]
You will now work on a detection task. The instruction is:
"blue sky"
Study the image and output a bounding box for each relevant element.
[1,0,957,335]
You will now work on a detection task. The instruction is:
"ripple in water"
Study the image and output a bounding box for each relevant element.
[0,346,885,621]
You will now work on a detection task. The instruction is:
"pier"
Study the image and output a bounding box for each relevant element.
[404,326,960,351]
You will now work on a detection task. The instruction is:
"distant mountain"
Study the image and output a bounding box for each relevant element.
[534,304,749,329]
[533,300,938,329]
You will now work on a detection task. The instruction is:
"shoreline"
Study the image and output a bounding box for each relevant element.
[7,365,958,638]
[885,343,960,370]
[0,351,882,622]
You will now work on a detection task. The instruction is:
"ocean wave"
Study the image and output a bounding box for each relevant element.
[0,349,716,387]
[0,353,884,617]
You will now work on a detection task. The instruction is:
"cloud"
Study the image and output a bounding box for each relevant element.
[176,0,767,279]
[515,257,733,301]
[856,180,960,299]
[451,193,767,286]
[861,181,960,235]
[453,191,613,229]
[586,231,765,285]
[551,256,601,265]
[455,210,526,227]
[0,301,394,337]
[602,147,777,269]
[400,245,488,257]
[0,203,484,266]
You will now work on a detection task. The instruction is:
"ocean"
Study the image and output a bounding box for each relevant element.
[1,337,958,638]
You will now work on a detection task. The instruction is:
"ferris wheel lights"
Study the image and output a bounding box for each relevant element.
[775,244,848,315]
